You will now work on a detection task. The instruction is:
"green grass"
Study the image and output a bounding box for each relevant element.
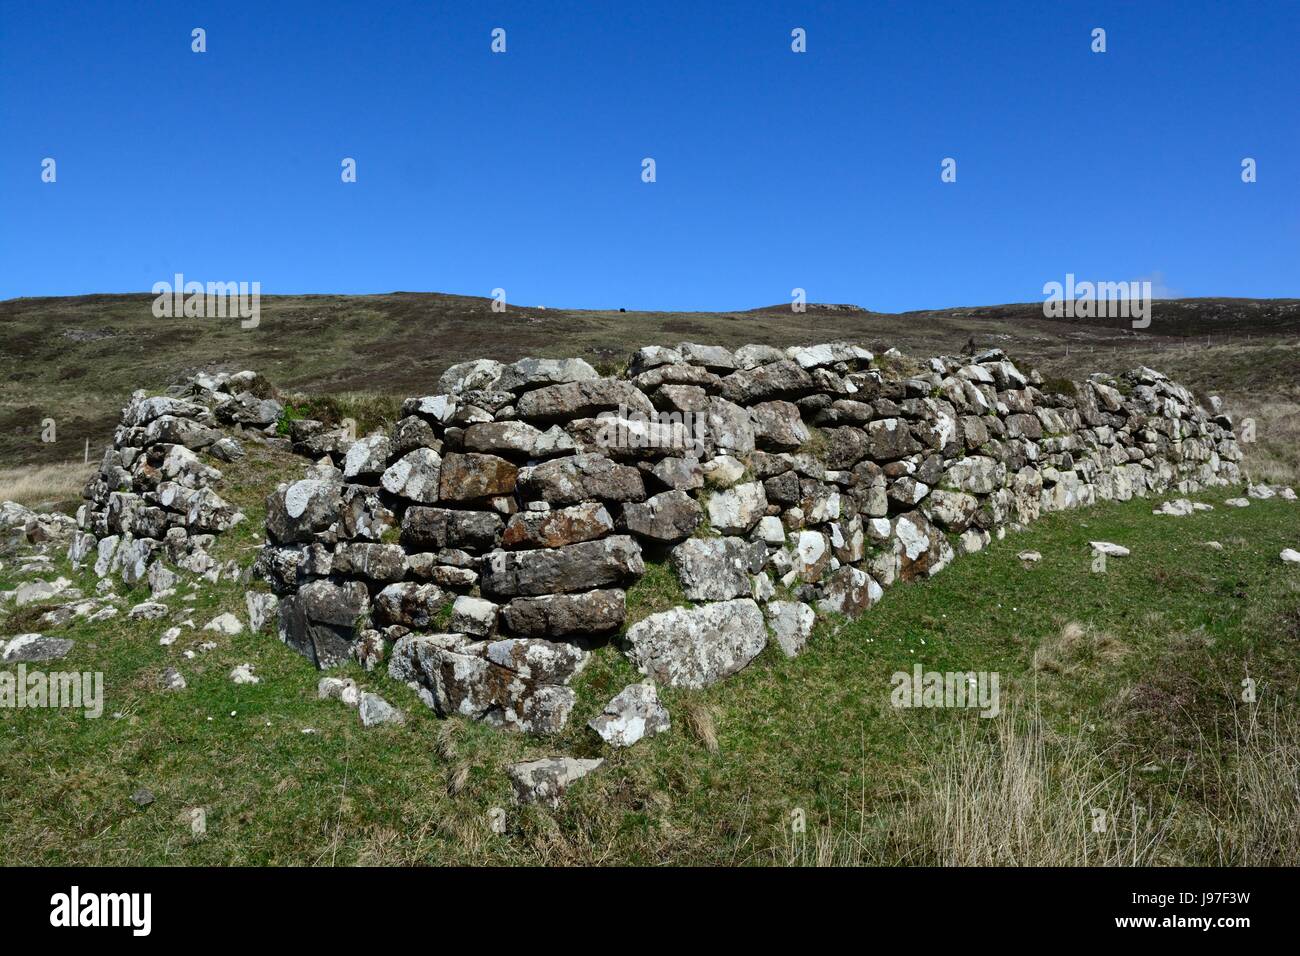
[3,478,1297,865]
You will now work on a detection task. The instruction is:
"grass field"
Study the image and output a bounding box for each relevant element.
[3,450,1297,864]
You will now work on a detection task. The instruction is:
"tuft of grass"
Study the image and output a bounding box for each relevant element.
[448,763,471,797]
[1197,702,1300,866]
[1032,621,1128,676]
[1040,376,1079,398]
[797,426,829,460]
[682,699,720,754]
[622,560,689,627]
[279,391,402,437]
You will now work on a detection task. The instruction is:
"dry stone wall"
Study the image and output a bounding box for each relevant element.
[69,371,280,589]
[256,342,1243,735]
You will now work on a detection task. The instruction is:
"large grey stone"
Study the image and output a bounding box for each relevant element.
[372,581,447,629]
[498,357,600,392]
[518,454,646,505]
[500,589,626,638]
[624,598,767,688]
[706,481,767,534]
[749,400,810,450]
[481,535,644,598]
[463,421,575,458]
[343,434,392,479]
[438,452,517,501]
[671,537,766,601]
[265,478,341,543]
[391,634,584,735]
[507,757,604,807]
[718,360,815,404]
[2,633,75,662]
[381,449,443,503]
[765,601,815,658]
[620,490,702,543]
[332,542,408,582]
[279,579,372,668]
[501,502,613,549]
[515,379,653,423]
[402,506,504,551]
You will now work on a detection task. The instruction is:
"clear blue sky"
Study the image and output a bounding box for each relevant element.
[1,0,1295,311]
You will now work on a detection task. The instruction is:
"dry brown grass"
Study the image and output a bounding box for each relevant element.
[0,461,92,509]
[784,699,1300,867]
[1186,703,1300,866]
[1033,621,1128,676]
[683,699,720,753]
[1234,392,1300,485]
[783,711,1169,866]
[882,713,1164,865]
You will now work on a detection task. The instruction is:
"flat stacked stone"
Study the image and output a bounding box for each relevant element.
[255,341,1243,733]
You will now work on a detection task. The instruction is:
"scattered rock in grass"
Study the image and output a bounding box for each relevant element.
[318,676,360,706]
[1089,541,1130,557]
[13,577,72,607]
[2,633,74,662]
[129,601,170,620]
[1224,498,1249,508]
[229,663,260,685]
[245,591,279,633]
[161,667,186,691]
[589,683,670,747]
[148,562,178,597]
[1204,541,1224,551]
[184,807,207,838]
[130,788,155,807]
[204,612,244,635]
[1282,549,1300,565]
[209,436,244,462]
[506,756,603,807]
[1017,550,1042,563]
[359,691,404,726]
[1154,499,1196,516]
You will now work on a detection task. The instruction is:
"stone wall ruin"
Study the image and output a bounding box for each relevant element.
[253,342,1243,735]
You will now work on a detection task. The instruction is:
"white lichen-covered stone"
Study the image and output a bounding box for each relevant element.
[1090,541,1131,557]
[204,612,244,635]
[507,756,603,807]
[229,663,260,685]
[588,683,670,747]
[359,691,405,726]
[624,599,767,689]
[765,601,815,658]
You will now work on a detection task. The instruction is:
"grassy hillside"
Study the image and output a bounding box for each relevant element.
[2,451,1297,864]
[3,293,1298,476]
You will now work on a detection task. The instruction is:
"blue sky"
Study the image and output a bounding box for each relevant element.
[1,0,1295,311]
